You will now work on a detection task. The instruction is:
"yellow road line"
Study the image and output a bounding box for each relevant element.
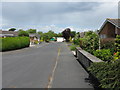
[9,86,16,88]
[47,48,61,88]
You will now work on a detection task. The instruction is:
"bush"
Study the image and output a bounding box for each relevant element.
[80,31,99,54]
[114,52,120,61]
[93,49,112,61]
[73,38,80,45]
[1,37,30,51]
[101,41,115,54]
[115,35,120,52]
[34,40,39,44]
[88,60,120,89]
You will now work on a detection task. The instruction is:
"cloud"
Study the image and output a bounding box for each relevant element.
[1,2,118,33]
[1,0,119,2]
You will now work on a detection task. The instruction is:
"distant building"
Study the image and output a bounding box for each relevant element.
[57,37,64,42]
[98,18,120,43]
[79,32,85,38]
[0,30,18,38]
[29,33,40,44]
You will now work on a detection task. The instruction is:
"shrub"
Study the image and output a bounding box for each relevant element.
[101,41,115,54]
[73,38,80,45]
[114,35,120,60]
[115,35,120,52]
[88,60,120,89]
[1,37,30,51]
[114,52,120,61]
[93,49,112,61]
[34,40,39,44]
[80,31,99,54]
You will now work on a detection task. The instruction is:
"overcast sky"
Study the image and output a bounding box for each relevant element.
[0,0,119,33]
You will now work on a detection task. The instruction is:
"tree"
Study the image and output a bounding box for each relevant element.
[71,31,76,38]
[57,33,63,37]
[42,33,50,42]
[18,30,29,37]
[62,28,71,42]
[8,28,16,31]
[27,29,36,34]
[47,30,55,39]
[38,31,43,35]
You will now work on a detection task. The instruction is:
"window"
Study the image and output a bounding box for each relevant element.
[100,34,107,38]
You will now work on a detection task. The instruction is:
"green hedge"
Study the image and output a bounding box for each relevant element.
[0,37,30,51]
[88,60,120,89]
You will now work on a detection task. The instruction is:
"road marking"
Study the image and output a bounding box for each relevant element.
[9,86,16,88]
[47,48,61,88]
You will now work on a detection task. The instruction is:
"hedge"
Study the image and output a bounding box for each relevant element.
[88,60,120,89]
[0,37,30,51]
[93,49,113,62]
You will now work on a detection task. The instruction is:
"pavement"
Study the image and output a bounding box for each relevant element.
[2,42,93,88]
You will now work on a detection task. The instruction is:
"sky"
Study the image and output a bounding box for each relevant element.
[0,0,119,33]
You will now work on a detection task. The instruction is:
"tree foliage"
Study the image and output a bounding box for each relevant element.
[57,33,63,37]
[18,30,29,37]
[8,28,16,31]
[62,28,71,42]
[80,31,99,54]
[27,29,36,34]
[71,31,76,38]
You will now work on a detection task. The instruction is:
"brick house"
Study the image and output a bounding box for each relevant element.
[98,18,120,43]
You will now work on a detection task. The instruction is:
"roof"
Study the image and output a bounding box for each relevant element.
[0,30,18,36]
[99,18,120,34]
[80,32,85,38]
[29,33,40,38]
[107,19,120,27]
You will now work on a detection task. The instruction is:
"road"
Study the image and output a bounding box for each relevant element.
[2,42,93,88]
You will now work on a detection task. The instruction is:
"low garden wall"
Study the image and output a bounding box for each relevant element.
[76,47,103,69]
[0,37,30,51]
[76,47,104,89]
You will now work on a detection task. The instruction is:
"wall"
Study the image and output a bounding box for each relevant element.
[76,47,103,69]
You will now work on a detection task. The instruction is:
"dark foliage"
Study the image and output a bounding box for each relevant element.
[62,28,71,42]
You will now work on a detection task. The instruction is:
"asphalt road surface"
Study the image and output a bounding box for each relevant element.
[2,42,93,88]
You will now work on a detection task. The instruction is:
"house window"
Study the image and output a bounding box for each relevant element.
[100,34,107,39]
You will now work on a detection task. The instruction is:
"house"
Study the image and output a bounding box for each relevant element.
[79,32,85,38]
[57,37,65,42]
[29,33,40,44]
[98,18,120,43]
[0,30,18,38]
